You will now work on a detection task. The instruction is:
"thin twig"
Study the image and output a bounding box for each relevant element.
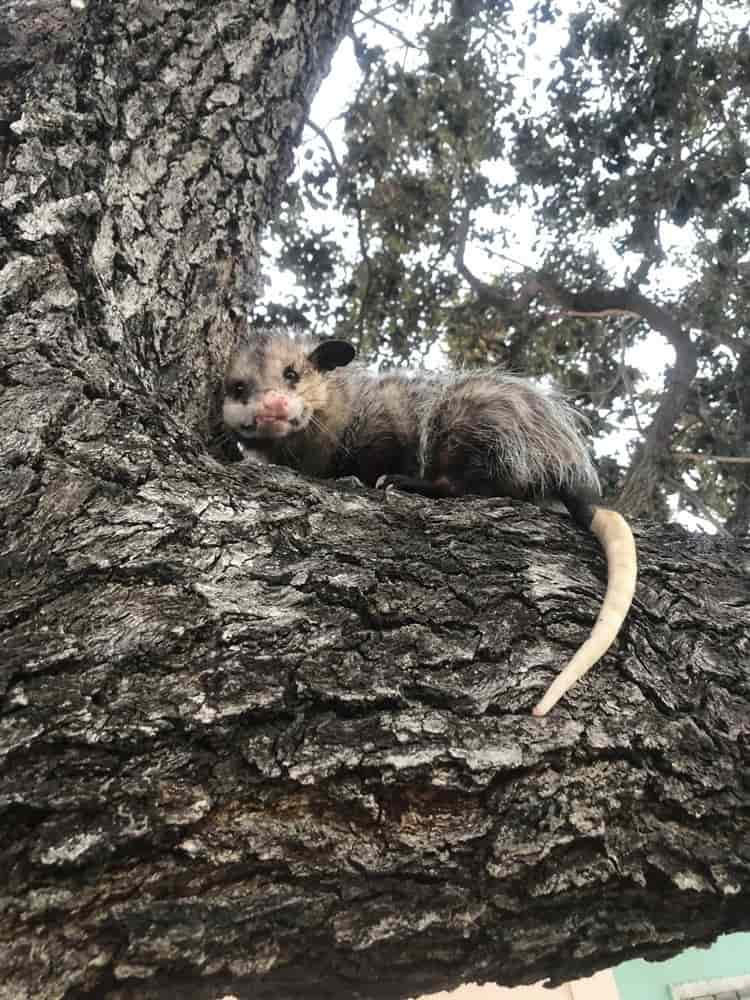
[306,119,343,171]
[306,119,373,342]
[619,322,645,436]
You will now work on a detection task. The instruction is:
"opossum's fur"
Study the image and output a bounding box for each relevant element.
[223,330,600,499]
[223,329,637,717]
[416,371,600,497]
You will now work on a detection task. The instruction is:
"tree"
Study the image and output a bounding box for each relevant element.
[1,3,749,1000]
[264,0,750,535]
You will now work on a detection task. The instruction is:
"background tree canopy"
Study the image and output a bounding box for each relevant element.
[258,0,750,537]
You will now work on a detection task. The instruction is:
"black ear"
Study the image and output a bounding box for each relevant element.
[308,340,356,372]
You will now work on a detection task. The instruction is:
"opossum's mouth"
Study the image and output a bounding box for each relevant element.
[238,415,305,440]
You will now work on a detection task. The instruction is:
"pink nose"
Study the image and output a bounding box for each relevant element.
[257,391,289,420]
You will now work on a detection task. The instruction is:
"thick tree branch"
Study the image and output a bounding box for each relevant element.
[2,437,750,999]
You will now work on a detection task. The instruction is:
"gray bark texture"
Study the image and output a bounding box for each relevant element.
[1,3,750,1000]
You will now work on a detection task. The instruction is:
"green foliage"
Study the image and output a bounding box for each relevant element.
[258,0,750,534]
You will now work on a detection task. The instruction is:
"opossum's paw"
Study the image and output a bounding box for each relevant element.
[377,475,442,497]
[237,443,270,465]
[376,474,412,492]
[377,475,453,499]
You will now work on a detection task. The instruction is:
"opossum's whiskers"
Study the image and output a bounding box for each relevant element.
[308,413,352,457]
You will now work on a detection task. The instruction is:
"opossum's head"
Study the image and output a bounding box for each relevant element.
[222,331,355,442]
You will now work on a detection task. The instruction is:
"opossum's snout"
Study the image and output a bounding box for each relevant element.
[223,387,310,441]
[255,390,291,423]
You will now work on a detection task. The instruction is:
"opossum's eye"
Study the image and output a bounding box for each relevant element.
[228,379,246,399]
[283,365,300,386]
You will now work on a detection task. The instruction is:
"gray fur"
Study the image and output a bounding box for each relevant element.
[417,371,600,496]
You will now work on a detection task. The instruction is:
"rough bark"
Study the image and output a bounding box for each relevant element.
[2,4,750,1000]
[1,0,348,430]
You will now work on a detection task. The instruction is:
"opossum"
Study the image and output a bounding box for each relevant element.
[223,329,637,717]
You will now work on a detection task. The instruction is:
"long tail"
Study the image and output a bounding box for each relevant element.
[532,506,637,717]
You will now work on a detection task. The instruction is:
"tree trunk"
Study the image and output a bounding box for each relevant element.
[1,4,750,1000]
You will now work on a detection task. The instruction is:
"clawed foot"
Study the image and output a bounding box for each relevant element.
[375,474,446,498]
[336,475,366,489]
[376,474,414,492]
